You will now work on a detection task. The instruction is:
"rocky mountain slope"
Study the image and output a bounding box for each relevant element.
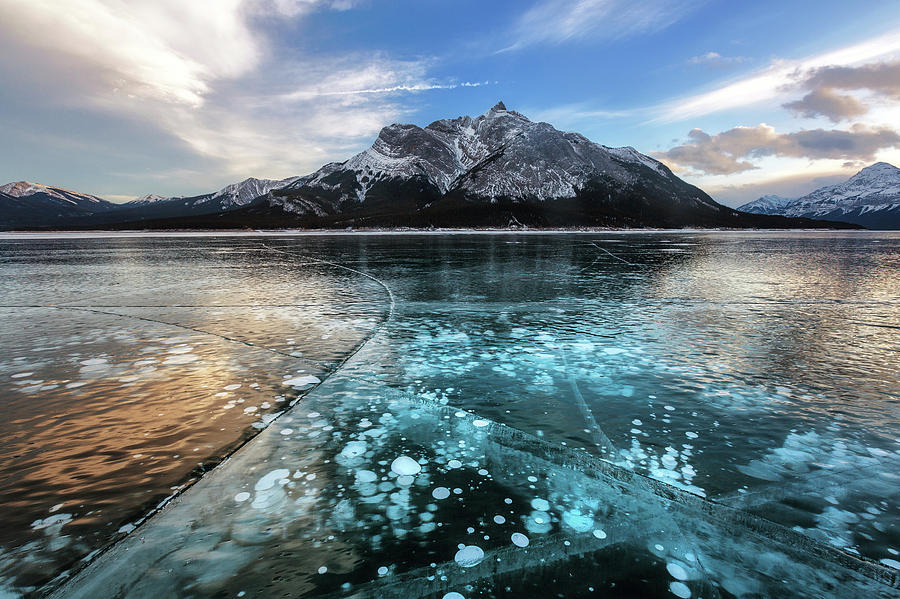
[738,163,900,229]
[0,181,119,228]
[2,103,863,230]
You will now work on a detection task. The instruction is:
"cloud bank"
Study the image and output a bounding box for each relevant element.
[656,124,900,175]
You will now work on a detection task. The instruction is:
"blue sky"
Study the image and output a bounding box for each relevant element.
[0,0,898,206]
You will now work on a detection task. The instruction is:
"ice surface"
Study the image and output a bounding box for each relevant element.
[2,232,899,598]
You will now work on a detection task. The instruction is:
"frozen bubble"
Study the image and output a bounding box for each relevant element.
[592,529,607,539]
[377,566,389,576]
[664,405,675,411]
[80,358,108,366]
[667,562,689,580]
[356,470,378,483]
[11,372,34,378]
[881,558,900,569]
[432,487,451,500]
[118,523,135,534]
[397,475,415,486]
[454,545,485,568]
[317,566,327,575]
[391,456,422,476]
[443,593,465,599]
[340,441,367,460]
[455,411,467,417]
[167,346,193,354]
[224,383,242,391]
[283,375,321,388]
[511,532,529,547]
[661,455,678,469]
[669,581,691,598]
[562,510,593,532]
[472,419,489,427]
[530,498,550,511]
[255,469,290,492]
[448,459,463,469]
[494,515,506,524]
[234,492,251,503]
[32,513,72,530]
[280,428,293,435]
[685,432,698,439]
[632,419,643,426]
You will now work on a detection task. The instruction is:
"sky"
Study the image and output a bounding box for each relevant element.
[0,0,898,207]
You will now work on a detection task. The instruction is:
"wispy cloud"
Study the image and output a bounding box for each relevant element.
[652,29,900,123]
[500,0,704,52]
[0,0,484,188]
[687,51,747,67]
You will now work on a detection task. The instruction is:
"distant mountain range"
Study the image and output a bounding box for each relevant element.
[1,103,862,230]
[738,162,900,229]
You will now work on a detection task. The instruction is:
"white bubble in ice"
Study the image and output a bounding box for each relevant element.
[377,566,389,576]
[391,456,422,476]
[494,515,506,524]
[224,384,242,391]
[255,469,290,492]
[280,428,293,435]
[685,432,698,439]
[432,487,451,500]
[234,492,251,503]
[667,562,689,581]
[511,532,529,547]
[317,566,327,574]
[443,593,465,599]
[283,375,321,388]
[592,529,607,539]
[447,459,462,469]
[472,419,489,427]
[356,470,378,483]
[530,498,550,511]
[669,581,691,598]
[562,510,593,532]
[454,545,485,567]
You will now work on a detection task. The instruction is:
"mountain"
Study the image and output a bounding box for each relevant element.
[251,102,852,229]
[0,181,119,228]
[2,104,862,230]
[738,163,900,229]
[735,194,795,216]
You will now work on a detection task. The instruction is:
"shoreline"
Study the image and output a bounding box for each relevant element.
[1,227,895,239]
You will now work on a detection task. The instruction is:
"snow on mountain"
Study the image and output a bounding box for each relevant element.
[126,194,174,205]
[738,163,900,229]
[0,181,109,206]
[280,101,717,218]
[211,176,301,208]
[737,194,796,215]
[783,162,900,217]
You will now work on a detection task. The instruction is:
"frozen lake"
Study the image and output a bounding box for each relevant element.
[0,232,898,598]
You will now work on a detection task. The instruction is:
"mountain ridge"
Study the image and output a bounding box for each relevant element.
[1,103,864,230]
[738,162,900,229]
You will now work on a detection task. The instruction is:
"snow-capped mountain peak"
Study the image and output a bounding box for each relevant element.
[737,162,900,229]
[288,102,694,208]
[211,176,301,208]
[127,194,172,205]
[0,181,109,206]
[737,194,796,215]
